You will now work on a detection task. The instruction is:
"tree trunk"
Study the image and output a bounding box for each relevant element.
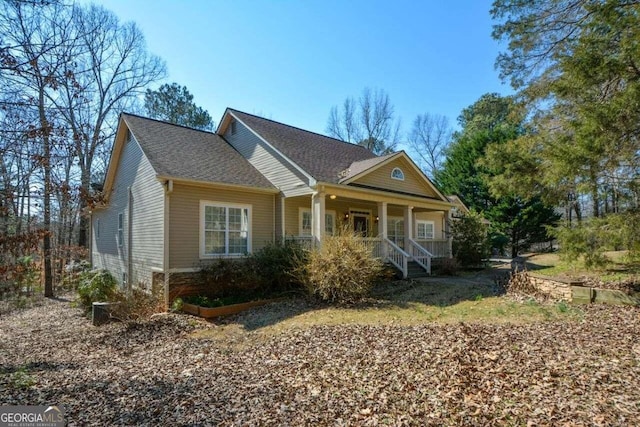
[77,172,90,248]
[39,94,53,298]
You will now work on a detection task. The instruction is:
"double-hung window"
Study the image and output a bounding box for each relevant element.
[299,208,336,236]
[201,201,251,256]
[416,220,435,240]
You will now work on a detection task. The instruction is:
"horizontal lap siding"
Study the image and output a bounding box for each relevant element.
[353,158,437,198]
[169,183,275,269]
[224,120,309,194]
[415,211,446,239]
[92,133,164,287]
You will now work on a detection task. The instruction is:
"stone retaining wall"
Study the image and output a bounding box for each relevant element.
[524,272,639,305]
[526,273,577,301]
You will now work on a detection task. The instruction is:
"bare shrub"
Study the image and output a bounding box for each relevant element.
[296,230,384,303]
[109,287,165,322]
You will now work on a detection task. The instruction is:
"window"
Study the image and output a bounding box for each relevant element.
[117,213,124,247]
[95,219,100,239]
[201,201,251,256]
[391,167,405,181]
[299,208,336,236]
[387,217,405,248]
[416,220,435,239]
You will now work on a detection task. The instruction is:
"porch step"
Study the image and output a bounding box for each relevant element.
[406,261,429,279]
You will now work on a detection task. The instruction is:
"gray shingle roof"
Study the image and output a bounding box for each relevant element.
[229,109,377,183]
[338,152,398,182]
[122,113,275,190]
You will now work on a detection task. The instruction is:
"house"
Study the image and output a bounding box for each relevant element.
[90,109,455,302]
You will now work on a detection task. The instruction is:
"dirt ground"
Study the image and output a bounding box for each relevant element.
[1,282,639,426]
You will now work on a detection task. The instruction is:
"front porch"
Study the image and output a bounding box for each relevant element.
[281,188,453,278]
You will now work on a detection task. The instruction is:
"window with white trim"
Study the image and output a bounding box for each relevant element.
[416,220,435,239]
[391,167,405,181]
[95,219,100,239]
[299,208,336,236]
[387,217,405,248]
[117,213,123,247]
[201,201,251,256]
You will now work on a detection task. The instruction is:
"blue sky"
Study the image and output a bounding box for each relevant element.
[92,0,512,144]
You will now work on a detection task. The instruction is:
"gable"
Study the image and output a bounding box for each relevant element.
[219,109,377,183]
[348,155,443,200]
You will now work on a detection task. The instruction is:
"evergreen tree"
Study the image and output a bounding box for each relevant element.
[144,83,214,131]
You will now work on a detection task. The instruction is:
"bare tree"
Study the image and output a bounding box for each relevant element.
[326,87,401,155]
[407,113,451,178]
[53,4,166,247]
[0,0,74,296]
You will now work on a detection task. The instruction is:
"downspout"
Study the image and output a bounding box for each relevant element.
[280,195,286,243]
[163,179,173,309]
[127,187,133,291]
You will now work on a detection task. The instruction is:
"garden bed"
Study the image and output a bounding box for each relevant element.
[181,297,282,319]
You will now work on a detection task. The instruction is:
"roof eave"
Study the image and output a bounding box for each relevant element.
[156,175,280,194]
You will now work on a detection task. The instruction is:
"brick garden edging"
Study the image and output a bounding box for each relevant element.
[526,272,640,305]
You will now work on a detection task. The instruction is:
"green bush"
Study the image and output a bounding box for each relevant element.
[77,269,117,311]
[553,214,631,269]
[248,240,306,293]
[296,231,384,303]
[199,258,260,298]
[451,211,490,267]
[199,241,305,299]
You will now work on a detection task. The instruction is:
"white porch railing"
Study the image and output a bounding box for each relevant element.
[285,235,438,279]
[362,237,383,258]
[382,237,409,278]
[413,239,450,258]
[408,238,432,274]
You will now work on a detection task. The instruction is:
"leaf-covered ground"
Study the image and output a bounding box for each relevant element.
[1,292,639,426]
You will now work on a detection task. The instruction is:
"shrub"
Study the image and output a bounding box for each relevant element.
[247,240,306,294]
[296,230,384,303]
[451,211,490,267]
[554,216,624,269]
[109,287,165,321]
[199,258,260,298]
[438,257,460,276]
[77,269,117,311]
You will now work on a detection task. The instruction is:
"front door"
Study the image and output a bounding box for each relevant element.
[352,214,369,236]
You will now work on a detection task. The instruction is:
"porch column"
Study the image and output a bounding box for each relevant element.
[403,205,413,250]
[311,191,325,246]
[445,211,453,258]
[377,201,388,259]
[377,202,388,239]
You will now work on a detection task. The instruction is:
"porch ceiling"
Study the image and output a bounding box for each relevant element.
[286,189,450,212]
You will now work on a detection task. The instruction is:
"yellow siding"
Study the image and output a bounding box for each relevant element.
[415,211,446,240]
[169,183,275,268]
[284,197,310,237]
[352,157,437,198]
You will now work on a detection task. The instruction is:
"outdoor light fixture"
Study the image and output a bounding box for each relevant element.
[375,216,380,223]
[344,213,350,220]
[329,194,337,200]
